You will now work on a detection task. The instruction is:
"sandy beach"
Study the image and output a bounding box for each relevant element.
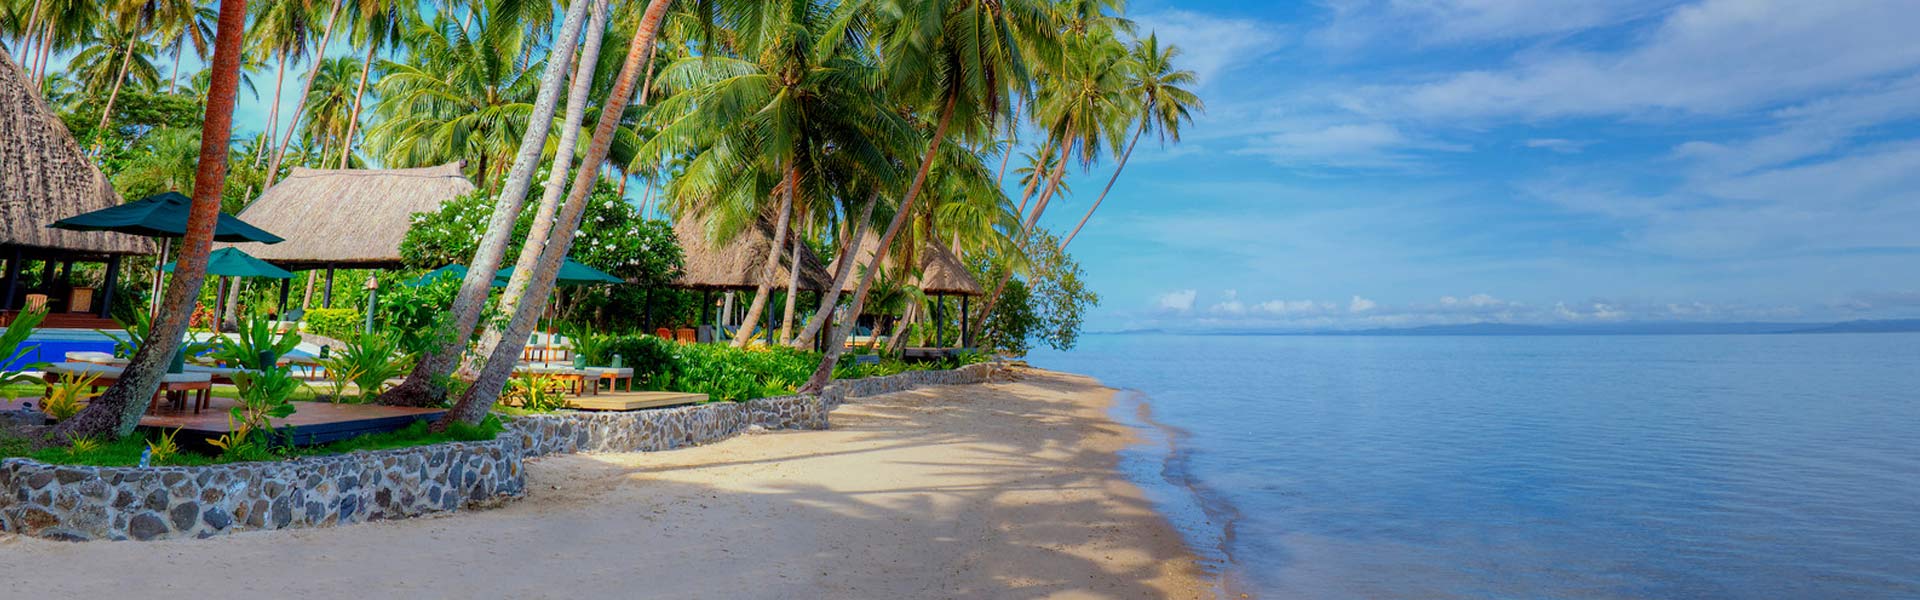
[1,369,1213,599]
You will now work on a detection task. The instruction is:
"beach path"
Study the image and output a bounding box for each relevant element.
[2,369,1212,599]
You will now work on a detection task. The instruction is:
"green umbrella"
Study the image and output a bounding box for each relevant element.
[495,258,624,286]
[161,248,293,279]
[49,191,284,243]
[408,264,509,288]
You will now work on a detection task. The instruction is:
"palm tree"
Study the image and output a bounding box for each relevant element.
[379,0,603,407]
[20,0,97,86]
[1023,27,1130,231]
[247,0,314,168]
[155,0,214,94]
[335,0,413,167]
[65,26,157,101]
[297,55,363,162]
[366,9,537,184]
[111,125,202,197]
[638,0,912,348]
[799,0,1057,392]
[441,0,679,427]
[1061,33,1198,248]
[266,0,347,186]
[55,0,248,440]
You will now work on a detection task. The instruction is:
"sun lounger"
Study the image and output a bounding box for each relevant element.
[40,362,215,414]
[582,366,634,392]
[65,351,127,366]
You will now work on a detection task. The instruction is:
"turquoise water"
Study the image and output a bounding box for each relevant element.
[1027,333,1920,598]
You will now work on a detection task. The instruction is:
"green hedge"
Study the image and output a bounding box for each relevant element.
[304,308,361,341]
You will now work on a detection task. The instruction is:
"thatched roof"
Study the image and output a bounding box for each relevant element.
[0,48,151,257]
[672,218,836,291]
[829,231,984,296]
[222,163,474,268]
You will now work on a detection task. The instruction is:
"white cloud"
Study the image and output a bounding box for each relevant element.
[1133,10,1286,89]
[1385,0,1920,120]
[1349,295,1378,312]
[1238,121,1470,168]
[1155,289,1198,313]
[1314,0,1677,48]
[1524,138,1589,153]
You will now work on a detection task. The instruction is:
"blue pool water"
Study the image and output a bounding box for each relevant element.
[3,330,116,370]
[1027,333,1920,598]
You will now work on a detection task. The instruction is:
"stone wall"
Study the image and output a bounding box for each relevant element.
[0,362,1007,541]
[0,438,524,541]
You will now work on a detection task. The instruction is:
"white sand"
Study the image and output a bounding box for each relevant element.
[1,369,1214,599]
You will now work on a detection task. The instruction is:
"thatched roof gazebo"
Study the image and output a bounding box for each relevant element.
[1,47,149,324]
[221,163,474,307]
[827,231,984,296]
[671,218,835,292]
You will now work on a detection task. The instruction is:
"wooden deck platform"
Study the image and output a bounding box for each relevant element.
[139,398,445,447]
[565,391,708,411]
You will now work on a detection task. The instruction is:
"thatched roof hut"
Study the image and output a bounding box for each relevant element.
[672,218,835,291]
[829,231,984,296]
[222,163,474,268]
[0,48,150,257]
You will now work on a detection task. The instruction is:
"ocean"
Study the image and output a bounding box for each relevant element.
[1026,332,1920,598]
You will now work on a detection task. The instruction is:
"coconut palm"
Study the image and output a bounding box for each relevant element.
[154,0,214,94]
[335,0,414,167]
[799,0,1058,392]
[441,0,681,427]
[380,0,603,407]
[1023,27,1130,230]
[55,0,249,440]
[64,26,157,101]
[247,0,316,166]
[1061,33,1199,248]
[298,55,364,163]
[266,0,348,186]
[366,9,537,185]
[18,0,97,85]
[638,0,912,348]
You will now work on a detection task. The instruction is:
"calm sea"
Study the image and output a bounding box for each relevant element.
[1027,333,1920,599]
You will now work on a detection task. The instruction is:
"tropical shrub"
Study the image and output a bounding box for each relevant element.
[212,366,304,458]
[503,373,571,412]
[305,308,362,341]
[41,371,102,421]
[320,331,411,401]
[375,276,457,356]
[146,428,182,465]
[99,310,152,358]
[0,308,47,390]
[209,310,303,369]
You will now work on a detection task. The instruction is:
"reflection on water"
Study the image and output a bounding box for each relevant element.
[1031,333,1920,599]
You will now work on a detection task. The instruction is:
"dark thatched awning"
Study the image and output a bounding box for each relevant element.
[0,48,152,258]
[672,218,835,291]
[221,163,475,269]
[828,231,984,296]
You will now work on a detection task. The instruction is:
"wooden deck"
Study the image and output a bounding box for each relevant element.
[564,391,708,411]
[139,398,445,446]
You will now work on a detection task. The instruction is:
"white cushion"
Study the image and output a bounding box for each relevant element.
[584,367,633,377]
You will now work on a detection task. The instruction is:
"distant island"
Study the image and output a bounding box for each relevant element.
[1093,319,1920,337]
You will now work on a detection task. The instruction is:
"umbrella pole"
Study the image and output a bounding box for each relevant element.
[150,243,168,319]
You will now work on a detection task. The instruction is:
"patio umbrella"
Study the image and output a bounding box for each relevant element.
[162,248,293,279]
[495,258,623,361]
[161,247,292,330]
[408,264,507,288]
[48,191,285,243]
[493,258,624,286]
[48,191,285,316]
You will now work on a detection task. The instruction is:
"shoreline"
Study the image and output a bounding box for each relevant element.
[1108,387,1251,598]
[1,367,1215,598]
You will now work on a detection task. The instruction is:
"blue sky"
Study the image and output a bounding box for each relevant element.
[1038,0,1920,331]
[62,0,1920,331]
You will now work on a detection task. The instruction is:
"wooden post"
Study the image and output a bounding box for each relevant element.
[934,294,945,348]
[100,256,121,318]
[961,296,971,349]
[278,276,292,316]
[322,266,335,308]
[2,247,21,311]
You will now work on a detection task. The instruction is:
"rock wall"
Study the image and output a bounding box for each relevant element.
[0,362,1007,541]
[0,438,524,541]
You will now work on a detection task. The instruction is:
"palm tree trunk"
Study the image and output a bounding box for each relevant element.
[95,37,138,132]
[440,0,675,428]
[732,166,799,348]
[256,52,289,167]
[266,0,344,188]
[20,0,42,78]
[1062,118,1146,249]
[34,23,53,84]
[53,0,248,441]
[457,0,610,379]
[1013,140,1049,218]
[337,41,377,168]
[996,138,1013,185]
[301,270,315,311]
[778,224,802,345]
[381,0,601,406]
[975,133,1077,341]
[801,94,958,393]
[790,192,874,348]
[167,42,183,94]
[1026,134,1077,230]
